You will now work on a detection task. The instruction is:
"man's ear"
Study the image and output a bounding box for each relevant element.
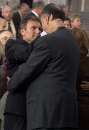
[45,15,50,25]
[47,14,53,25]
[20,29,25,36]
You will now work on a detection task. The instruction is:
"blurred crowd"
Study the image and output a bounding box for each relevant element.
[0,1,89,130]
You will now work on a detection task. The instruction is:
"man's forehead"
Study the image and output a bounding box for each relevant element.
[27,20,40,26]
[3,6,12,12]
[74,18,80,21]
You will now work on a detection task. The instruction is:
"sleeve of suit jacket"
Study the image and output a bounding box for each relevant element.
[7,37,50,92]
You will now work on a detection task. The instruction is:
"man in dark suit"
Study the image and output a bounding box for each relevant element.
[7,4,80,130]
[4,16,42,130]
[13,2,30,37]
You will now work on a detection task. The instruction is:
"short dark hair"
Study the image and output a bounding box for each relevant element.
[42,3,65,21]
[20,15,41,29]
[64,17,70,21]
[32,1,44,8]
[19,2,31,8]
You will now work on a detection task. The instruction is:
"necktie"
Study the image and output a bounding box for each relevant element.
[8,22,12,32]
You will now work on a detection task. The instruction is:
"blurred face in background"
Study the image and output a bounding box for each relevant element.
[0,30,12,62]
[20,3,30,17]
[2,5,13,21]
[20,20,42,43]
[64,20,71,29]
[71,17,81,29]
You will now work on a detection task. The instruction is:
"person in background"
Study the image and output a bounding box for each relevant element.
[70,14,89,50]
[0,18,7,64]
[4,15,42,130]
[20,0,33,8]
[2,5,16,38]
[29,0,44,18]
[72,28,89,129]
[70,14,81,29]
[59,5,69,17]
[0,18,12,99]
[13,2,31,38]
[0,30,12,130]
[64,17,71,29]
[7,4,80,130]
[0,30,12,64]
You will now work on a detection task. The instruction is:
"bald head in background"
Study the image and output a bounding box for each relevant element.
[2,5,13,21]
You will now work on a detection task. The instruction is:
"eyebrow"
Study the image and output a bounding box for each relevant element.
[0,30,8,34]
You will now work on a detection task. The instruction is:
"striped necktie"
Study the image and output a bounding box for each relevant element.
[8,22,12,32]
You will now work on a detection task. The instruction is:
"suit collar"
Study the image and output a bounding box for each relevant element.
[57,26,66,31]
[32,10,39,17]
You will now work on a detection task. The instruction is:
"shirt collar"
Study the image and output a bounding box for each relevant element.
[32,10,39,17]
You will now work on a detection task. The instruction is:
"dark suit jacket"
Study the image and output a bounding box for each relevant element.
[8,27,80,128]
[4,38,33,116]
[0,65,7,98]
[13,11,21,38]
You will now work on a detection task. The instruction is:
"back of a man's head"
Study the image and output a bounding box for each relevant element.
[41,3,65,33]
[42,3,65,21]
